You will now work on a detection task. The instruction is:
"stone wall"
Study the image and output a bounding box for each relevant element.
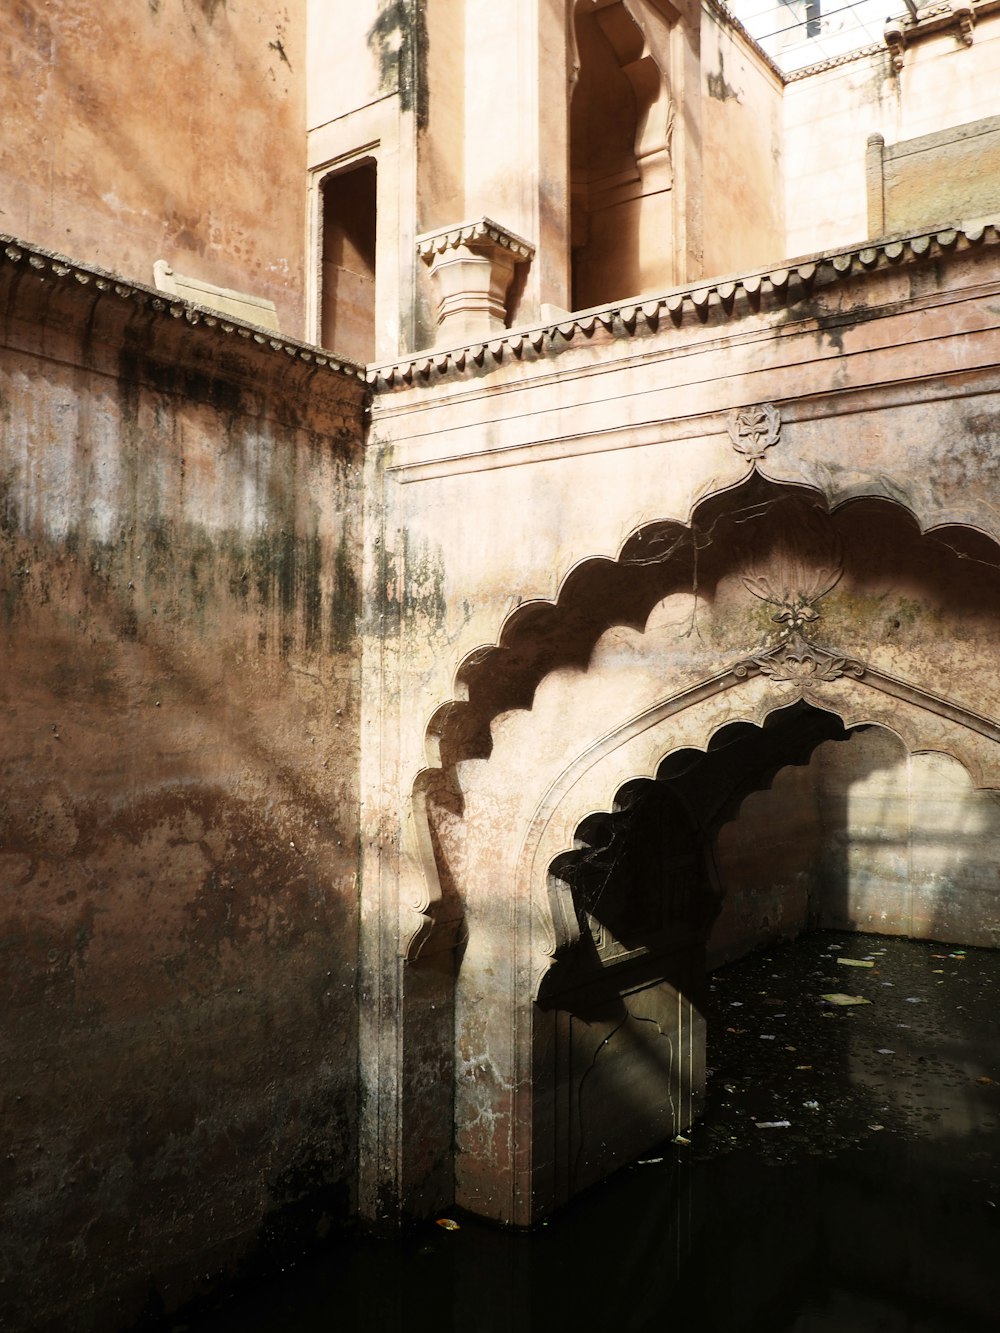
[0,241,366,1330]
[0,0,307,336]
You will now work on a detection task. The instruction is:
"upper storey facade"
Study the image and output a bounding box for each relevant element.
[3,1,998,362]
[307,0,1000,366]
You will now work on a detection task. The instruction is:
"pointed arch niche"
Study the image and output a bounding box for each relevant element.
[569,0,679,310]
[411,475,1000,1224]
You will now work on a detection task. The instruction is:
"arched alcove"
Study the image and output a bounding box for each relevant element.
[569,0,677,309]
[406,473,1000,1225]
[528,699,1000,1212]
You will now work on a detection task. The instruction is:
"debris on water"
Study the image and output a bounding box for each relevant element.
[869,1124,885,1131]
[803,1101,820,1110]
[760,1034,776,1040]
[827,944,843,950]
[755,1120,791,1129]
[976,1076,996,1087]
[435,1218,460,1231]
[638,1156,664,1164]
[822,993,872,1006]
[838,957,875,968]
[877,1048,895,1055]
[795,1064,813,1070]
[673,1134,691,1146]
[904,997,924,1004]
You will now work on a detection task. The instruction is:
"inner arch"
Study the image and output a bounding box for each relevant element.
[546,704,1000,1004]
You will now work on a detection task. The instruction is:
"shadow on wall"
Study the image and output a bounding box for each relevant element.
[0,353,364,1330]
[714,720,1000,966]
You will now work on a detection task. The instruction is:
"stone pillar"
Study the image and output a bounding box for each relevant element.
[417,218,534,346]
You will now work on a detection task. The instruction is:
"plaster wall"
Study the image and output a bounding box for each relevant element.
[783,15,1000,256]
[0,0,307,337]
[0,251,366,1330]
[307,0,388,131]
[700,6,784,276]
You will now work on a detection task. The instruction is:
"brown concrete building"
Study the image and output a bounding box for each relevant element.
[3,1,1000,1326]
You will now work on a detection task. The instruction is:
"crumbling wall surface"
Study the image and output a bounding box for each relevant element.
[0,0,307,335]
[0,243,366,1331]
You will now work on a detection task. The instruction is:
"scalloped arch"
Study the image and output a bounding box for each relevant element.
[407,471,1000,964]
[517,671,1000,997]
[421,471,1000,775]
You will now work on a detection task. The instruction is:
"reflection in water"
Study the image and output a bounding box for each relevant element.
[164,932,1000,1333]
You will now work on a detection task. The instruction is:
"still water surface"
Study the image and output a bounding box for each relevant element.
[168,932,1000,1333]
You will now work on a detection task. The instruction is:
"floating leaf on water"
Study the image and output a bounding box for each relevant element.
[436,1218,461,1231]
[673,1134,691,1146]
[976,1076,997,1087]
[822,993,872,1006]
[838,958,874,968]
[755,1120,791,1129]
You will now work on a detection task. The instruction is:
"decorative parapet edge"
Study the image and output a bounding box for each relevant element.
[0,233,367,381]
[884,0,1000,68]
[415,217,535,263]
[368,220,1000,391]
[784,42,885,81]
[701,0,786,83]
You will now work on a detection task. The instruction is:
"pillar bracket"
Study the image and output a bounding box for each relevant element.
[417,218,535,346]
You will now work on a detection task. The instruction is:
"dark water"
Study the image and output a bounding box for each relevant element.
[169,932,1000,1333]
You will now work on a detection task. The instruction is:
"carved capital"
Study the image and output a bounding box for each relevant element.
[417,218,535,346]
[727,402,781,461]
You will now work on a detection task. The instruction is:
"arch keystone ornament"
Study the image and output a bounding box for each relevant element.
[727,402,781,461]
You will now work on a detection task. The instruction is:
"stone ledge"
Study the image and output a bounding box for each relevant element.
[0,233,366,381]
[415,218,535,263]
[368,221,1000,391]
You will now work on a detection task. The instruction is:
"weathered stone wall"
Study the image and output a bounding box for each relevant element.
[700,4,785,277]
[361,225,1000,1225]
[0,242,366,1330]
[0,0,307,335]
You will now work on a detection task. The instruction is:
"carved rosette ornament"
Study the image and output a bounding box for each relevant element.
[732,501,864,684]
[727,402,781,461]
